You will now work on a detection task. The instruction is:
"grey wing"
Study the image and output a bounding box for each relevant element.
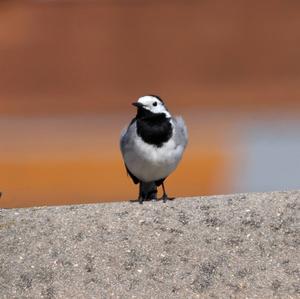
[120,126,129,155]
[172,116,188,148]
[120,121,140,184]
[120,120,136,154]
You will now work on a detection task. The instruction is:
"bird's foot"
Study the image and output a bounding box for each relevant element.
[129,196,145,204]
[129,190,158,204]
[160,194,175,203]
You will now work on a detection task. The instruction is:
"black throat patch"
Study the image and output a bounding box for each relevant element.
[135,109,173,147]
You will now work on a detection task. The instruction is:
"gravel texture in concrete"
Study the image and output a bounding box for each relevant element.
[0,191,299,298]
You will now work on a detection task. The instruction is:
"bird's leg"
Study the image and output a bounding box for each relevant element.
[138,183,144,204]
[130,182,158,203]
[161,182,174,203]
[129,183,145,204]
[161,183,168,203]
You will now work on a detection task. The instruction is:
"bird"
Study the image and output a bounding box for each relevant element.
[120,95,188,204]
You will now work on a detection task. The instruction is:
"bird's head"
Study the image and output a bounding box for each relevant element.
[132,95,171,118]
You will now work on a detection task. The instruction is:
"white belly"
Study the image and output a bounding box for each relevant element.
[123,135,185,182]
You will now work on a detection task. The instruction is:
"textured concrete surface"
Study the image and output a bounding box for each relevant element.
[0,191,299,298]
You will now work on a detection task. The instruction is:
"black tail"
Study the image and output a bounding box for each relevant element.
[139,181,157,200]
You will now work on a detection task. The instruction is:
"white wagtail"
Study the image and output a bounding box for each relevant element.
[120,95,188,203]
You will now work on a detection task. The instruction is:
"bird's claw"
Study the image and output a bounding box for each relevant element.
[161,195,175,203]
[129,198,144,204]
[130,191,174,204]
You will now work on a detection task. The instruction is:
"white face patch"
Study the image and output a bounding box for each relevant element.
[137,96,171,118]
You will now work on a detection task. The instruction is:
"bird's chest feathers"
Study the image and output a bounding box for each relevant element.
[134,135,177,166]
[136,114,173,147]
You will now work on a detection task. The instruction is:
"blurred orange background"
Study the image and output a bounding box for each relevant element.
[1,0,300,208]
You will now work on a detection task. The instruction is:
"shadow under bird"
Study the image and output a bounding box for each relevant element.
[120,95,188,204]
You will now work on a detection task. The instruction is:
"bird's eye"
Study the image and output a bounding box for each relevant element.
[152,102,157,107]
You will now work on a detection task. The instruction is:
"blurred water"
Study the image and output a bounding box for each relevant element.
[236,120,300,192]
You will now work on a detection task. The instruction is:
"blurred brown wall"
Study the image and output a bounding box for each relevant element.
[1,0,300,115]
[1,1,300,208]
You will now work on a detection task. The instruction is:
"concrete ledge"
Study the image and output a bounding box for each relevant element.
[0,191,299,298]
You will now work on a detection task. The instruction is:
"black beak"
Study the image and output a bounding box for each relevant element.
[132,102,144,108]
